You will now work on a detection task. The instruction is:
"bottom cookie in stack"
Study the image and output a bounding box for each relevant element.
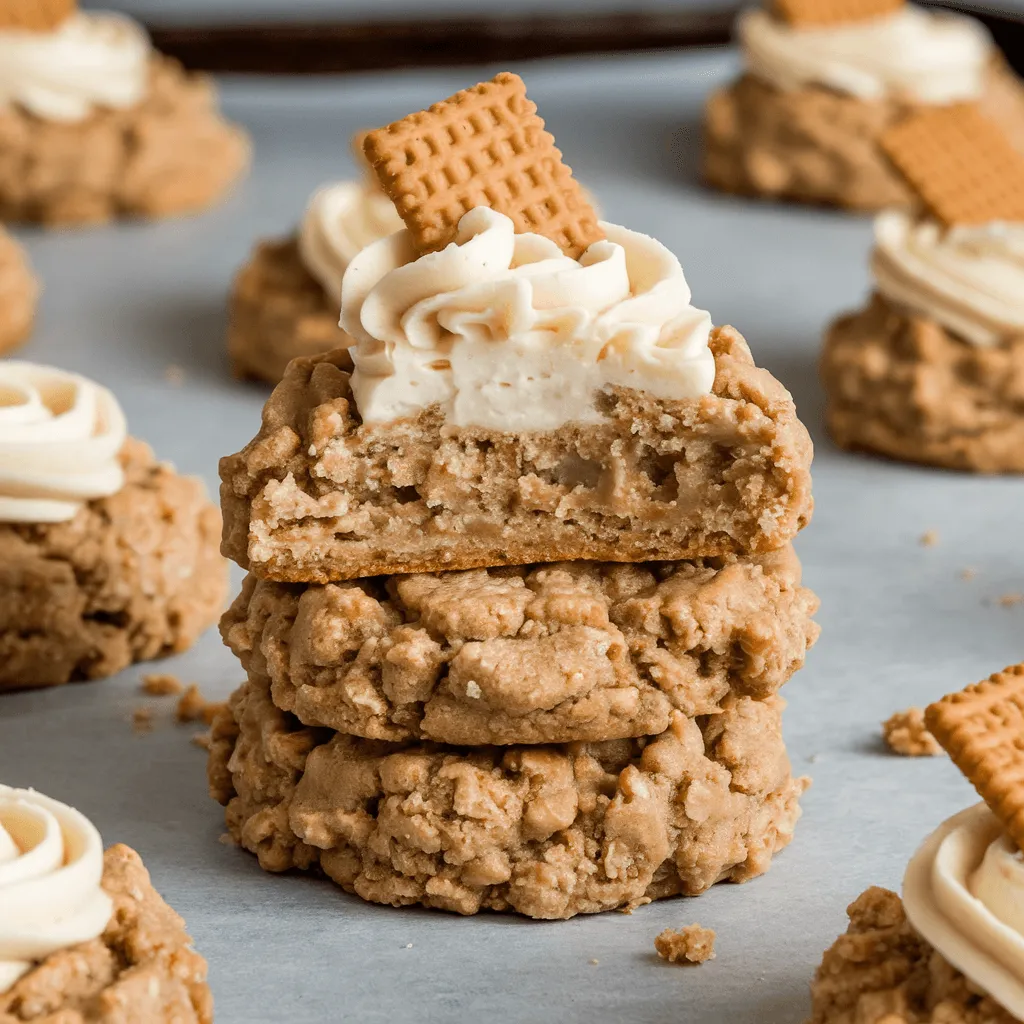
[208,549,819,919]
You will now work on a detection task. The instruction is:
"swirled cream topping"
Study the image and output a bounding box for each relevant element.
[738,5,990,104]
[0,786,112,994]
[0,362,127,523]
[904,803,1024,1020]
[341,207,715,431]
[0,11,151,124]
[298,181,405,306]
[872,212,1024,346]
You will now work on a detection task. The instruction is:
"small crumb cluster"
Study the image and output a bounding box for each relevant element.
[882,708,942,757]
[654,925,716,965]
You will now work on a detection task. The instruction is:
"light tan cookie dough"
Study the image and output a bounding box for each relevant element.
[220,325,814,583]
[228,237,350,384]
[208,674,807,919]
[0,56,249,226]
[703,63,1024,212]
[0,438,227,691]
[0,228,37,355]
[882,708,941,757]
[0,844,212,1024]
[222,546,819,745]
[808,887,1017,1024]
[822,294,1024,473]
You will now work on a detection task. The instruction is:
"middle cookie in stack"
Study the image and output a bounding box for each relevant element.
[210,72,820,919]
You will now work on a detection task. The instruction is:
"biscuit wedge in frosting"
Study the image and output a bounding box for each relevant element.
[0,226,37,356]
[220,73,813,582]
[0,786,213,1022]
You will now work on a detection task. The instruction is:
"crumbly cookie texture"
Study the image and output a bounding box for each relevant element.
[228,237,351,384]
[822,294,1024,473]
[220,325,813,583]
[208,675,808,919]
[0,56,249,226]
[808,887,1016,1024]
[654,924,716,964]
[0,844,212,1024]
[0,438,227,691]
[0,227,37,356]
[882,708,941,757]
[703,63,1024,212]
[222,546,819,745]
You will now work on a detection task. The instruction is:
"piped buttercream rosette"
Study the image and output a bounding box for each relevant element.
[0,786,112,994]
[0,361,127,523]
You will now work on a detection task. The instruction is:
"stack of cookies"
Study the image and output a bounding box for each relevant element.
[208,73,821,919]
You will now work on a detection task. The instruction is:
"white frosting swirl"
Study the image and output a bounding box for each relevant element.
[0,11,150,124]
[0,362,127,524]
[738,5,990,104]
[872,212,1024,346]
[298,181,405,306]
[904,803,1024,1020]
[341,207,715,431]
[0,786,112,994]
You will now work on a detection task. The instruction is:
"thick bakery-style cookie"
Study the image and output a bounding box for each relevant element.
[208,674,807,919]
[222,546,819,745]
[822,295,1024,473]
[0,228,37,356]
[808,887,1017,1024]
[0,438,226,690]
[0,844,213,1024]
[220,326,813,583]
[0,56,249,226]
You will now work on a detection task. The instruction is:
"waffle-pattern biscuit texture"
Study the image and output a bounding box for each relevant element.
[219,326,813,582]
[0,57,249,226]
[0,0,74,30]
[881,105,1024,227]
[0,844,213,1024]
[0,228,38,357]
[222,547,819,745]
[925,663,1024,849]
[363,72,602,258]
[208,674,807,919]
[809,887,1017,1024]
[0,438,227,691]
[773,0,903,27]
[822,294,1024,472]
[228,237,351,384]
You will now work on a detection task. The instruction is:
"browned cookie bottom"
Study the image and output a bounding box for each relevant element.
[809,887,1016,1024]
[0,228,37,355]
[0,56,249,226]
[822,295,1024,473]
[228,237,350,384]
[0,438,227,691]
[0,844,212,1024]
[208,675,807,919]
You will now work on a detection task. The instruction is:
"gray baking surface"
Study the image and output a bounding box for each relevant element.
[2,49,1022,1024]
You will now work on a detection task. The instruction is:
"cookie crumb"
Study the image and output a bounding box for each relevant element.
[882,707,941,757]
[405,943,413,949]
[132,707,154,734]
[959,568,976,581]
[919,529,939,547]
[176,684,225,725]
[163,364,185,386]
[997,592,1024,608]
[654,925,716,965]
[589,958,600,966]
[140,673,184,697]
[191,731,212,751]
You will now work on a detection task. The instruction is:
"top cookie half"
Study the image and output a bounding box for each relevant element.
[220,73,813,582]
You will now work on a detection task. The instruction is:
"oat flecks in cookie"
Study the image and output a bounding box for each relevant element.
[654,924,716,965]
[363,72,604,258]
[880,105,1024,227]
[772,0,903,27]
[925,664,1024,849]
[882,708,942,757]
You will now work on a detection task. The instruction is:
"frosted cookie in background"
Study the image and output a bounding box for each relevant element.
[0,227,37,355]
[808,665,1024,1024]
[0,784,213,1022]
[0,0,249,225]
[703,0,1024,211]
[0,362,226,691]
[822,105,1024,472]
